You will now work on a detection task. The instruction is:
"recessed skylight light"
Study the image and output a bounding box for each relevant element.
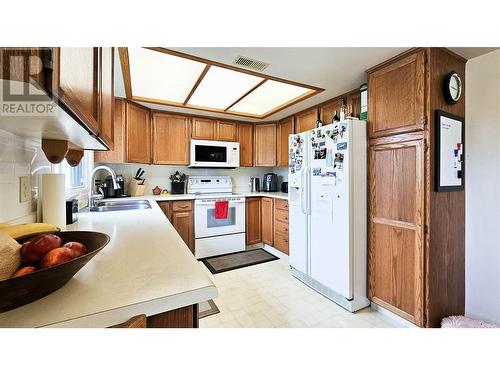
[228,80,313,116]
[188,66,264,110]
[128,48,207,103]
[121,48,323,118]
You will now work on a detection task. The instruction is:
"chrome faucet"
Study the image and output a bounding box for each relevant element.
[88,165,119,209]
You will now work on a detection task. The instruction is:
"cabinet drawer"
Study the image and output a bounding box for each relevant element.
[274,199,289,210]
[274,219,289,234]
[275,209,289,223]
[171,200,193,212]
[274,232,289,254]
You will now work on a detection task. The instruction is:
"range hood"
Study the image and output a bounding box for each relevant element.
[0,79,107,150]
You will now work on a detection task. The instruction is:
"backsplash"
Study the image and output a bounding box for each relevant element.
[97,163,276,194]
[0,129,51,223]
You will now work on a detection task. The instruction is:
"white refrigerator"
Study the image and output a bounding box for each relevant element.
[288,120,370,312]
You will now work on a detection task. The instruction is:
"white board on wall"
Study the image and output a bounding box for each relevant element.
[436,111,464,191]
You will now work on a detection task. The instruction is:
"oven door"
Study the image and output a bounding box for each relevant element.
[194,197,246,238]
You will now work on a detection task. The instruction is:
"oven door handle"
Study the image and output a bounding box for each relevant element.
[195,200,245,206]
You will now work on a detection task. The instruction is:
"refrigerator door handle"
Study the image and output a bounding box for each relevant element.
[300,167,306,215]
[305,167,311,215]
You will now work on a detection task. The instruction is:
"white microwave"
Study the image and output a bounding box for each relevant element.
[189,140,240,168]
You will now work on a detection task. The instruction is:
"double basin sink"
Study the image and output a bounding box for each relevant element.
[90,199,152,212]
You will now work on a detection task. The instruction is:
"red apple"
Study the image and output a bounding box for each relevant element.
[13,266,37,277]
[63,241,87,257]
[40,247,76,269]
[21,234,62,263]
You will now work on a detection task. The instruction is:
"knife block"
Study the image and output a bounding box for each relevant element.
[128,179,145,197]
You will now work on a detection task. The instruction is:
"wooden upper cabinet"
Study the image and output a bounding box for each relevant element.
[254,123,276,167]
[319,98,343,125]
[261,197,274,246]
[191,117,214,140]
[276,117,293,167]
[215,120,237,141]
[238,122,254,167]
[57,48,100,135]
[125,102,151,164]
[95,98,126,163]
[368,133,425,326]
[246,197,261,245]
[367,50,426,138]
[346,90,360,119]
[98,47,114,149]
[295,107,318,133]
[153,113,190,165]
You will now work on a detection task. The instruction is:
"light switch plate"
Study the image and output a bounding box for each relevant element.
[19,175,30,203]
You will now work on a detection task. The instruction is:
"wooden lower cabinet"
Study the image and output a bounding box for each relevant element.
[368,133,425,326]
[112,305,198,328]
[246,197,262,245]
[261,197,274,246]
[273,199,289,254]
[158,200,195,253]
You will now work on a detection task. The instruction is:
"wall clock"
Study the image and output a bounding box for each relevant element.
[443,71,462,104]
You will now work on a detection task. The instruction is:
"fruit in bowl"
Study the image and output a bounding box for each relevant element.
[62,241,87,258]
[40,247,76,269]
[13,266,37,277]
[21,234,62,263]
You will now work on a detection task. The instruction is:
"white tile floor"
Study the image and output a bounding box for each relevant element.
[199,258,403,328]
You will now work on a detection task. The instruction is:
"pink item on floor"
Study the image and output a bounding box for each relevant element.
[441,315,499,328]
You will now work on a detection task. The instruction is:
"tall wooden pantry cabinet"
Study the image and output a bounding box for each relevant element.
[367,48,466,327]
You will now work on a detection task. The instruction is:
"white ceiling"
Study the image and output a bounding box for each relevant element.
[114,47,498,122]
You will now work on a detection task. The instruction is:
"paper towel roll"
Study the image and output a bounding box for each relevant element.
[41,174,66,230]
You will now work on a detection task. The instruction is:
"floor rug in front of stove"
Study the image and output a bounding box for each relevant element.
[200,249,279,274]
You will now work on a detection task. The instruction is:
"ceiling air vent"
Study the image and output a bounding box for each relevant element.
[232,55,269,72]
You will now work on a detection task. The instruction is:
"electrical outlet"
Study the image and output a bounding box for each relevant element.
[19,175,30,203]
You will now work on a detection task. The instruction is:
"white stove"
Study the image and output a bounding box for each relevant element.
[187,176,246,259]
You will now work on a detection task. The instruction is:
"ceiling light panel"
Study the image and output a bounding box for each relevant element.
[229,80,312,115]
[128,48,207,103]
[187,66,263,109]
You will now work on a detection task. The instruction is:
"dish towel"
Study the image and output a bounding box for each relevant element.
[214,200,229,220]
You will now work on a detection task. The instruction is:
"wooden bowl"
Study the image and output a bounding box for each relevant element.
[0,231,110,313]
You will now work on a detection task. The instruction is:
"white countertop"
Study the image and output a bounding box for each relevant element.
[140,191,289,201]
[0,198,217,328]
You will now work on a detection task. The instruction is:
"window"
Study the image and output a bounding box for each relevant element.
[52,150,93,198]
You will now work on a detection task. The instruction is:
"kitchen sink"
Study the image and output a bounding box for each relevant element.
[90,199,151,212]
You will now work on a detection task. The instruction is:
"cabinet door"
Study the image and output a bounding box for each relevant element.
[276,117,293,167]
[99,47,114,149]
[368,50,426,138]
[319,98,343,125]
[94,98,126,163]
[368,133,425,326]
[171,210,194,254]
[246,197,261,245]
[295,107,318,133]
[261,197,274,246]
[254,123,276,167]
[346,90,360,118]
[215,120,237,141]
[238,122,254,167]
[57,48,100,134]
[153,113,190,165]
[191,117,214,140]
[125,102,151,164]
